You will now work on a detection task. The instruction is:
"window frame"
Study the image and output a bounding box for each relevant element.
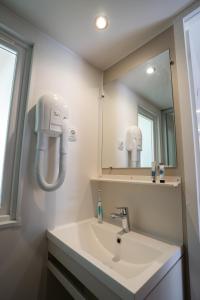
[161,108,177,166]
[0,29,31,226]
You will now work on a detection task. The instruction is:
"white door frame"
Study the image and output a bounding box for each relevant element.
[183,7,200,241]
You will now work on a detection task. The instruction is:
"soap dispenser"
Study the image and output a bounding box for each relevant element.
[97,189,103,223]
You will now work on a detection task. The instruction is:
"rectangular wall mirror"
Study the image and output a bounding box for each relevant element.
[102,50,177,168]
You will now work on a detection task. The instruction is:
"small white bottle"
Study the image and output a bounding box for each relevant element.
[97,190,103,223]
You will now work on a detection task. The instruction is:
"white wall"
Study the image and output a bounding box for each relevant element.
[102,80,161,168]
[0,4,101,300]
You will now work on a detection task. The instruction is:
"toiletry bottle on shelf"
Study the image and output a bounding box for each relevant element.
[151,161,157,183]
[97,190,103,223]
[159,163,165,183]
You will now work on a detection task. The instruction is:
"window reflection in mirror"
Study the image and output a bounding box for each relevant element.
[102,50,176,168]
[138,109,155,167]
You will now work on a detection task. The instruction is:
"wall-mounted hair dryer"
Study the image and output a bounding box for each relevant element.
[35,94,68,191]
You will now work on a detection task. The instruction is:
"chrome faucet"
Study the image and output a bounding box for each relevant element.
[110,207,130,233]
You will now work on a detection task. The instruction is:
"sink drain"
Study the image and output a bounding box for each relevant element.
[117,237,121,244]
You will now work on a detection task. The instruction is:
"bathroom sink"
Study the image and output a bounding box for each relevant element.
[47,218,182,299]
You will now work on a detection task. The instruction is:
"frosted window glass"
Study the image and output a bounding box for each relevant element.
[138,114,154,167]
[0,45,17,206]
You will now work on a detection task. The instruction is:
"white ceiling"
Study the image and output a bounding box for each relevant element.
[120,50,173,110]
[0,0,194,70]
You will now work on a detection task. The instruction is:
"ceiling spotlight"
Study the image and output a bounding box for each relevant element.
[146,67,155,74]
[95,16,109,30]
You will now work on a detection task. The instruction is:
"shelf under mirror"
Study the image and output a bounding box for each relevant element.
[91,175,181,188]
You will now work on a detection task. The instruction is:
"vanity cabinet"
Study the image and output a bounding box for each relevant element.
[47,244,184,300]
[146,259,184,300]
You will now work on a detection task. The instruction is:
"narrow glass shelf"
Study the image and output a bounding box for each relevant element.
[91,175,181,188]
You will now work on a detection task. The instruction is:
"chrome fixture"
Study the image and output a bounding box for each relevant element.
[110,207,130,233]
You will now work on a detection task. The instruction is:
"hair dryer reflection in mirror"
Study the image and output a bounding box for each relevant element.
[125,126,142,168]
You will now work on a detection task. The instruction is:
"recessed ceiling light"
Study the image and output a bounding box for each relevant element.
[146,67,156,74]
[95,16,109,30]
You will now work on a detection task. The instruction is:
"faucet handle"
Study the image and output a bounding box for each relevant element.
[116,207,128,216]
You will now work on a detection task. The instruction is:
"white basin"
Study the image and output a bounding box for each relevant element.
[47,218,182,299]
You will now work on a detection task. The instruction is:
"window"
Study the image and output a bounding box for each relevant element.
[138,108,156,167]
[0,30,31,225]
[0,43,17,206]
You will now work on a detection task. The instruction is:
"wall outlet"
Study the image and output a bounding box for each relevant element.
[68,127,77,142]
